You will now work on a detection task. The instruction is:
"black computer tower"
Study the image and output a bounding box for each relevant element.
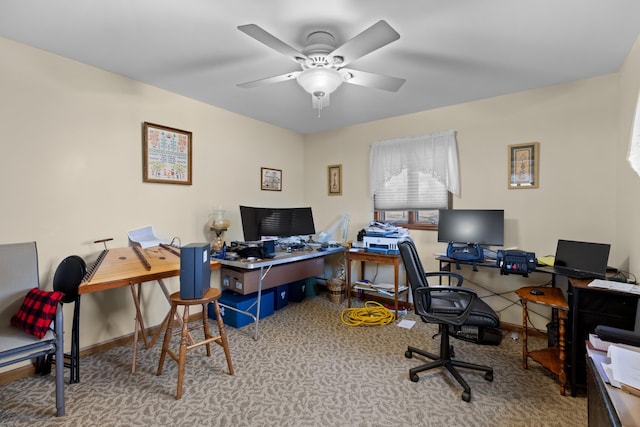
[180,243,210,299]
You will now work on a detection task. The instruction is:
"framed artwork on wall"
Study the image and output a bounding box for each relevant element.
[328,164,342,196]
[508,142,539,189]
[261,167,282,191]
[142,122,192,185]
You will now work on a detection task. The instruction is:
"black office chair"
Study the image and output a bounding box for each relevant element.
[51,255,86,384]
[398,239,498,402]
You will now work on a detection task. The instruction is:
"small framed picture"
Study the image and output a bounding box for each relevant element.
[143,122,192,185]
[261,167,282,191]
[508,142,539,189]
[328,164,342,196]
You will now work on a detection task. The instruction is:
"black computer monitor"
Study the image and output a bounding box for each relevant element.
[239,206,316,241]
[437,209,504,246]
[553,239,610,279]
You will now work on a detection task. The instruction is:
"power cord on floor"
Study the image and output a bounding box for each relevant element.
[341,301,395,326]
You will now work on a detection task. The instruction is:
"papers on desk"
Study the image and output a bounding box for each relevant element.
[588,279,640,295]
[537,256,555,267]
[601,344,640,395]
[128,226,164,249]
[365,221,408,238]
[590,333,613,352]
[353,281,408,296]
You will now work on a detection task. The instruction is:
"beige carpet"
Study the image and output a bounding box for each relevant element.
[0,294,586,426]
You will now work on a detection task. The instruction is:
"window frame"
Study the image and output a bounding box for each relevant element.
[374,192,453,231]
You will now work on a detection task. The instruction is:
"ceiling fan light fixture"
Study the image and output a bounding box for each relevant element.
[296,68,343,98]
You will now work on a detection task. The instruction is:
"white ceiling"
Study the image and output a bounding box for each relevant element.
[1,0,639,134]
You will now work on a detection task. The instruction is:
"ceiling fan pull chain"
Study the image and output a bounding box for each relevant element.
[315,92,324,117]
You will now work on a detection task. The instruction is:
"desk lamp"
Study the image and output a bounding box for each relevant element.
[210,209,230,251]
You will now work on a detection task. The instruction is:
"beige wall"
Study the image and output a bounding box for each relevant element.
[304,71,622,327]
[0,37,304,348]
[3,33,640,349]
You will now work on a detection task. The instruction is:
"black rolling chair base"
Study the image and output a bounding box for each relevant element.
[405,344,494,402]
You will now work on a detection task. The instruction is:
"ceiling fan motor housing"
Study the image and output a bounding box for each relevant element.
[301,31,342,68]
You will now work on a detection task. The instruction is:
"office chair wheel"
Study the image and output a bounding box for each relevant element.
[410,373,420,382]
[462,390,471,402]
[405,350,413,359]
[485,371,493,382]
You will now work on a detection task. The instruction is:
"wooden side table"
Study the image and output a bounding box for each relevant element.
[346,250,407,318]
[515,286,569,395]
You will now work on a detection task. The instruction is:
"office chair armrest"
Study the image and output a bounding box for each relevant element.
[424,271,464,287]
[414,286,478,327]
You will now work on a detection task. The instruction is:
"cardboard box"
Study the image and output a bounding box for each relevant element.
[209,290,274,328]
[273,284,288,310]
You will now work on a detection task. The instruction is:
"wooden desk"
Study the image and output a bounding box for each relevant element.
[516,286,569,395]
[80,245,221,372]
[588,352,640,426]
[346,249,407,318]
[220,247,345,339]
[568,278,639,396]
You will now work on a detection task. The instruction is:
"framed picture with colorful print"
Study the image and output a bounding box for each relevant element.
[508,142,539,189]
[143,122,192,185]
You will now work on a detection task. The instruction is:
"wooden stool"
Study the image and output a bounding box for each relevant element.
[157,287,234,399]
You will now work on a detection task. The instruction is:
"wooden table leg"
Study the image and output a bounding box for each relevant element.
[558,310,567,396]
[393,258,399,319]
[521,299,528,369]
[346,255,352,308]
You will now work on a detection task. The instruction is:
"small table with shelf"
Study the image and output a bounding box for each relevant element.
[346,249,408,318]
[516,286,569,395]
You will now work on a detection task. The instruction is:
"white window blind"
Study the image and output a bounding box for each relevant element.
[370,130,460,211]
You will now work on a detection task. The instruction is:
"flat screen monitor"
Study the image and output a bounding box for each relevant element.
[553,239,610,279]
[437,209,504,246]
[239,206,316,241]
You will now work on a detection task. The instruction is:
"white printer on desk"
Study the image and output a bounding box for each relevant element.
[363,222,407,255]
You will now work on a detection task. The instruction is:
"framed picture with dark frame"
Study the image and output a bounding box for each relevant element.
[328,164,342,196]
[261,167,282,191]
[508,142,539,189]
[142,122,192,185]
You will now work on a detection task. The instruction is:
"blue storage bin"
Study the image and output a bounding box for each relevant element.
[209,290,274,328]
[288,280,306,302]
[274,284,289,310]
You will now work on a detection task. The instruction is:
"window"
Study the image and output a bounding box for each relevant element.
[370,130,459,230]
[628,90,640,176]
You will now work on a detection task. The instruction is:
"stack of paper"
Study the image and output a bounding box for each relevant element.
[589,333,613,352]
[602,344,640,395]
[128,226,164,248]
[352,281,408,296]
[588,279,640,295]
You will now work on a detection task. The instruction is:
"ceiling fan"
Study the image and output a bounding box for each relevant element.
[237,20,406,115]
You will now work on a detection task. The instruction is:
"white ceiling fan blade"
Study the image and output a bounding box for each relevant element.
[327,20,400,67]
[237,71,301,88]
[342,68,405,92]
[238,24,309,64]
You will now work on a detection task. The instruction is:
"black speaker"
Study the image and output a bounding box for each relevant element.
[180,243,210,299]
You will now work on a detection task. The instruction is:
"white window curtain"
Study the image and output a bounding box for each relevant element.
[628,91,640,176]
[370,130,460,211]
